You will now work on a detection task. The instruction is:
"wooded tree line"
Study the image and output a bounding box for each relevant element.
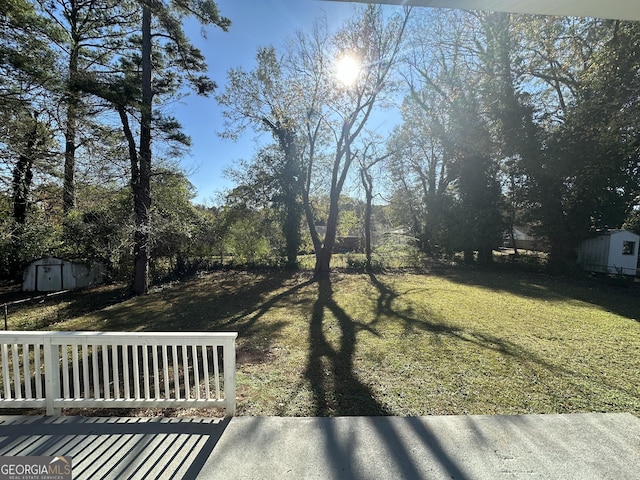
[220,7,640,274]
[1,0,230,293]
[387,11,640,272]
[2,3,639,293]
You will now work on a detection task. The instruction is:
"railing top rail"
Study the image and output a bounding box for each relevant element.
[0,331,238,343]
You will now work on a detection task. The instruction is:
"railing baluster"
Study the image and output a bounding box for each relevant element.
[1,344,9,399]
[34,344,42,398]
[82,344,90,399]
[23,344,32,399]
[72,345,79,399]
[192,345,200,400]
[91,344,99,398]
[12,344,21,399]
[102,345,110,400]
[202,344,210,400]
[62,344,70,398]
[162,345,170,400]
[172,345,180,400]
[142,345,150,399]
[132,345,140,400]
[213,344,221,400]
[123,345,130,399]
[152,345,160,399]
[112,345,120,400]
[182,345,190,400]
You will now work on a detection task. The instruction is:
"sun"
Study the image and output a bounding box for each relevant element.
[335,54,361,87]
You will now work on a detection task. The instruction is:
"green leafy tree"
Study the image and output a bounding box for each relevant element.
[555,20,640,234]
[132,0,229,294]
[393,9,506,261]
[150,169,210,277]
[357,140,392,269]
[79,0,230,294]
[480,14,640,270]
[223,144,301,266]
[218,195,284,266]
[388,79,456,254]
[219,6,410,273]
[475,12,575,270]
[0,0,58,251]
[217,47,303,267]
[36,0,136,213]
[61,184,132,274]
[0,0,59,94]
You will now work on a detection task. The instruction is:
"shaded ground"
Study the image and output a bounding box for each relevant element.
[1,267,639,417]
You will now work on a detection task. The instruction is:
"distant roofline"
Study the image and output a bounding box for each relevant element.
[591,229,639,237]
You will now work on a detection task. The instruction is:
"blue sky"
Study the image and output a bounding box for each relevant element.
[173,0,366,205]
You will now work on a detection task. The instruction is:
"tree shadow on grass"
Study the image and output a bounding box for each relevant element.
[21,271,313,374]
[139,271,287,327]
[305,275,389,416]
[304,274,470,478]
[2,284,130,330]
[218,274,316,334]
[367,271,640,406]
[435,265,640,322]
[52,270,307,331]
[108,271,316,370]
[367,272,565,374]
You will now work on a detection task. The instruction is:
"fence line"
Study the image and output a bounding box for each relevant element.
[2,291,73,330]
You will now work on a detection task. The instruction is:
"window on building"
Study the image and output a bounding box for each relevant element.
[622,241,636,255]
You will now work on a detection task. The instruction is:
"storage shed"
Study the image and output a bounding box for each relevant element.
[577,230,639,276]
[505,226,546,252]
[22,257,105,292]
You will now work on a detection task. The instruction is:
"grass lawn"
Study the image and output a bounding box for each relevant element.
[3,267,640,417]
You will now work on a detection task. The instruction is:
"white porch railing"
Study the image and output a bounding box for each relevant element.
[0,331,238,417]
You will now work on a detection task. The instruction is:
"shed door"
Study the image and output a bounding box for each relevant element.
[36,264,63,291]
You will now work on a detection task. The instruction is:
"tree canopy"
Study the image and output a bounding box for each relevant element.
[2,3,639,282]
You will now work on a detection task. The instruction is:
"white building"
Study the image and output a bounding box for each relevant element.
[23,257,105,292]
[505,226,546,252]
[577,230,639,276]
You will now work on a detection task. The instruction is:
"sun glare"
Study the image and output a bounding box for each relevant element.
[335,55,361,87]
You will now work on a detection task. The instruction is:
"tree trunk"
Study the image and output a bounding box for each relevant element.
[12,118,38,225]
[509,227,519,256]
[542,193,574,273]
[63,3,80,213]
[314,194,339,275]
[314,246,332,275]
[281,133,302,268]
[131,5,153,296]
[361,167,373,270]
[477,247,494,264]
[268,122,302,268]
[283,201,301,267]
[63,100,77,213]
[463,249,474,264]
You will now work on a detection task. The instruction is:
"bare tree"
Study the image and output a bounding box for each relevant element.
[293,5,411,274]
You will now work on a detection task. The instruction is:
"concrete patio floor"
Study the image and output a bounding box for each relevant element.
[1,413,639,479]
